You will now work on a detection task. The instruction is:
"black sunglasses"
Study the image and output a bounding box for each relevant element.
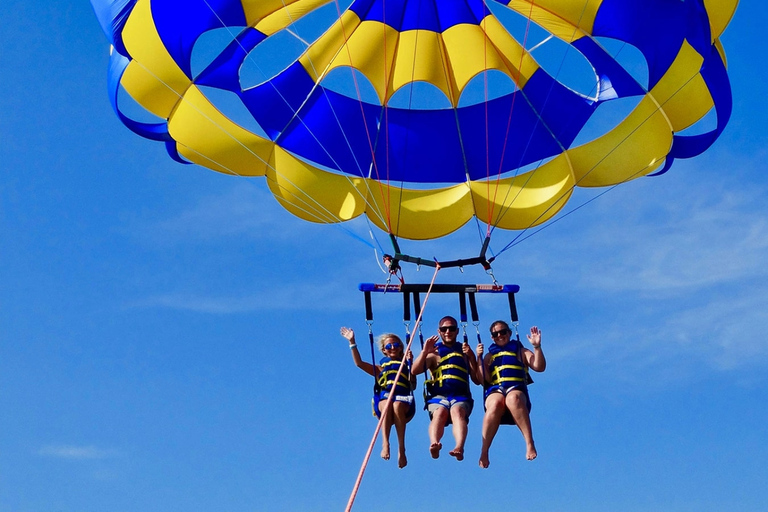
[490,328,510,338]
[439,325,458,333]
[384,341,403,350]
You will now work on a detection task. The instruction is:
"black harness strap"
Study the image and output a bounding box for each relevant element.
[364,291,374,323]
[507,292,519,323]
[458,291,469,343]
[363,290,379,390]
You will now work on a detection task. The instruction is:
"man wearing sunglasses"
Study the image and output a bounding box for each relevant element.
[476,322,546,467]
[412,316,481,461]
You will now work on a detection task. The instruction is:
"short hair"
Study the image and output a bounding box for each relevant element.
[376,333,402,352]
[439,316,457,326]
[489,320,509,333]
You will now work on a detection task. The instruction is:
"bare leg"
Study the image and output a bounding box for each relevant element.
[378,402,392,461]
[479,393,505,468]
[392,402,410,468]
[429,407,448,459]
[506,390,537,460]
[448,405,468,461]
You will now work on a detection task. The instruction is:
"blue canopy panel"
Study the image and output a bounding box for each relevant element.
[349,0,489,31]
[107,50,189,165]
[264,70,598,183]
[593,0,687,90]
[274,87,384,178]
[373,107,466,182]
[107,51,172,142]
[654,43,732,175]
[239,61,322,142]
[572,37,645,100]
[684,0,714,58]
[90,0,139,57]
[461,69,597,181]
[150,0,247,79]
[196,28,267,92]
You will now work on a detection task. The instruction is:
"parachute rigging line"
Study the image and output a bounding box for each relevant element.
[198,0,395,231]
[487,0,541,236]
[118,50,379,247]
[328,0,398,230]
[123,0,406,249]
[490,67,707,260]
[487,0,593,234]
[94,0,737,261]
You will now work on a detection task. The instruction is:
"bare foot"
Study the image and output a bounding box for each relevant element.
[479,451,490,468]
[429,442,442,459]
[449,448,464,461]
[381,441,390,461]
[526,443,537,461]
[398,450,407,468]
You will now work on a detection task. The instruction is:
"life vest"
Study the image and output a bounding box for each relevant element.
[425,342,471,398]
[377,356,412,398]
[484,340,529,399]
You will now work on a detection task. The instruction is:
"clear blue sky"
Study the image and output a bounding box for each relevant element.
[2,2,767,511]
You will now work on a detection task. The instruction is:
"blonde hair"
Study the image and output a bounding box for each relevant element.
[376,333,403,353]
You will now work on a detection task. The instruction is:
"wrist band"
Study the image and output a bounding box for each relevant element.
[349,344,357,349]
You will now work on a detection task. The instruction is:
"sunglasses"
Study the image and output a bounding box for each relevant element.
[439,325,458,333]
[384,341,403,350]
[490,328,510,338]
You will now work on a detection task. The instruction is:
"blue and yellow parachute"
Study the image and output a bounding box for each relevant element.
[91,0,738,241]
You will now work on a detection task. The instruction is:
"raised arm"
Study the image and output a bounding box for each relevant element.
[524,326,546,372]
[340,326,377,377]
[411,335,438,375]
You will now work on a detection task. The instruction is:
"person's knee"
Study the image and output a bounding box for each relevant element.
[507,391,526,410]
[432,406,449,423]
[485,394,505,413]
[393,401,408,414]
[450,405,468,421]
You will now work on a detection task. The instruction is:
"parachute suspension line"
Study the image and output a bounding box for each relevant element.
[486,0,591,231]
[392,4,426,239]
[345,265,442,512]
[119,54,378,249]
[187,0,393,235]
[427,7,491,263]
[491,66,704,260]
[267,0,371,177]
[205,0,391,231]
[488,0,640,237]
[198,0,360,176]
[327,0,396,229]
[379,4,496,276]
[486,0,538,233]
[494,164,650,255]
[273,0,393,229]
[483,14,492,237]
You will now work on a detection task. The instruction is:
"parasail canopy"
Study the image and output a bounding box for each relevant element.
[91,0,738,242]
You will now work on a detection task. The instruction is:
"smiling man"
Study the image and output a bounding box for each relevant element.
[412,316,481,461]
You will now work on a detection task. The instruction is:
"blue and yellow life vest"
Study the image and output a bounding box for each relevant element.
[484,340,529,399]
[377,356,412,398]
[425,342,471,398]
